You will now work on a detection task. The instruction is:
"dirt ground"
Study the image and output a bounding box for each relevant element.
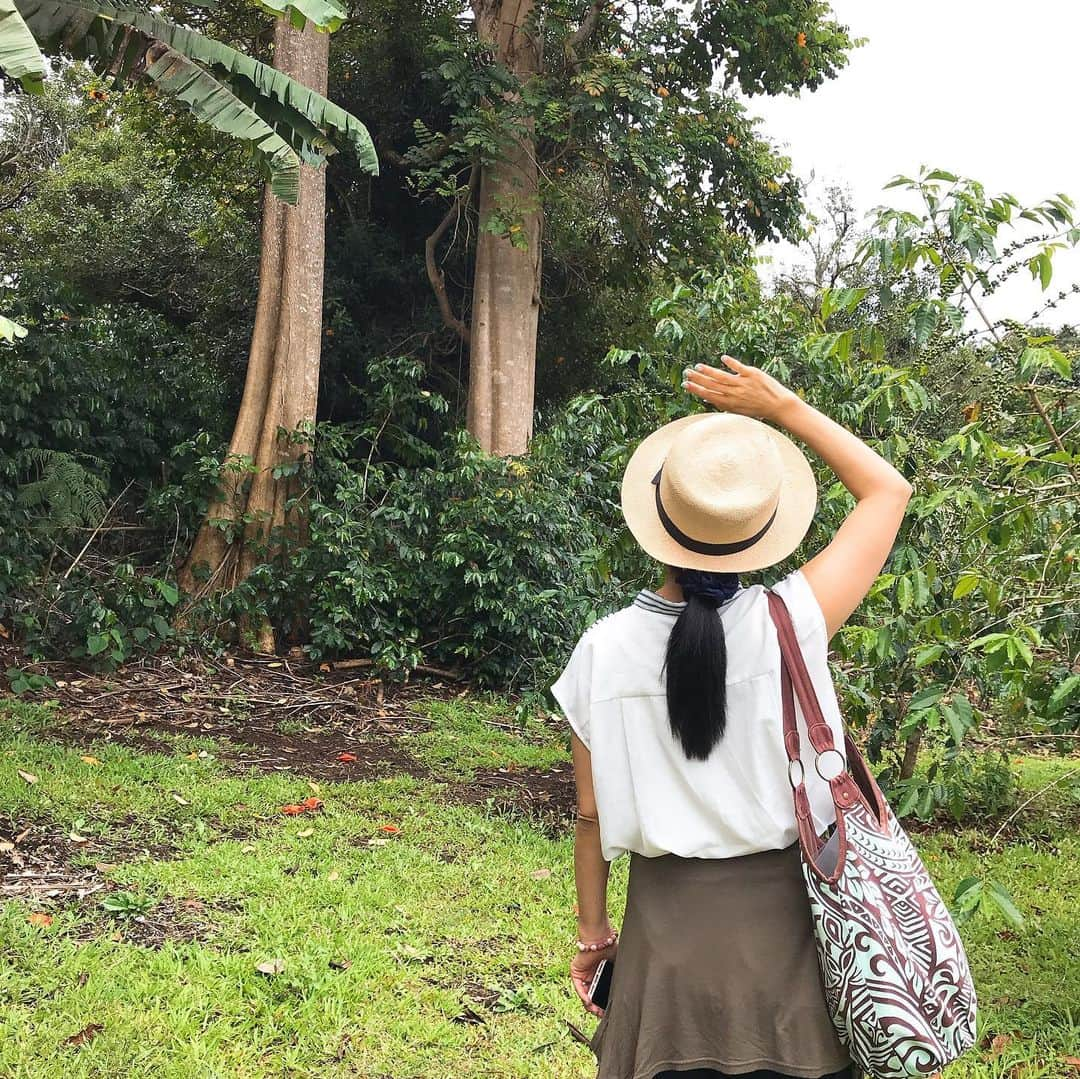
[1,642,580,946]
[1,638,576,844]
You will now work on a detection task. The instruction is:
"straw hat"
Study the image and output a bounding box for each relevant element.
[620,412,817,573]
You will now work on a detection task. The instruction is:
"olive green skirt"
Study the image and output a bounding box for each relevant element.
[589,841,852,1079]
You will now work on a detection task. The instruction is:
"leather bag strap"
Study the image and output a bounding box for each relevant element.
[767,590,865,856]
[767,590,838,758]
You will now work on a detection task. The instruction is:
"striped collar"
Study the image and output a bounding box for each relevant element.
[633,589,686,615]
[633,588,745,616]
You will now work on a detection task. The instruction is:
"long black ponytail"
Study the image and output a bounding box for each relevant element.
[662,568,741,760]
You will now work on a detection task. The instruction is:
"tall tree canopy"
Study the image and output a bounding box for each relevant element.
[407,0,860,451]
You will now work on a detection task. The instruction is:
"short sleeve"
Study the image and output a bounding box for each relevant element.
[770,567,828,647]
[550,632,593,749]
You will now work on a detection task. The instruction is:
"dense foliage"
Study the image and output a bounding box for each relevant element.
[1,16,1076,840]
[605,170,1080,815]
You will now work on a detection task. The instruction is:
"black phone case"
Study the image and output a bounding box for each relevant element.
[588,958,615,1009]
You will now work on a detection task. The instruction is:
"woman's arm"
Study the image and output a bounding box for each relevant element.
[571,731,612,937]
[568,730,615,1016]
[683,356,913,640]
[773,391,913,639]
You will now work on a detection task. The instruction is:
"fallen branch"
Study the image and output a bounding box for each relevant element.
[328,657,464,681]
[61,481,134,581]
[988,765,1080,848]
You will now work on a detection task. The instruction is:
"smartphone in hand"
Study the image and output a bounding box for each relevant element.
[587,958,615,1010]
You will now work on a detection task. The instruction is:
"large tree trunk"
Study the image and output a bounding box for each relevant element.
[177,18,328,651]
[467,0,542,457]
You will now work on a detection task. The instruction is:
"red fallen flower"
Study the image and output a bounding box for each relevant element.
[280,804,305,816]
[379,823,401,834]
[301,797,324,811]
[336,752,358,763]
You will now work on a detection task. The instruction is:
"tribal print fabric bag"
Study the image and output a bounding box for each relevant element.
[767,591,977,1079]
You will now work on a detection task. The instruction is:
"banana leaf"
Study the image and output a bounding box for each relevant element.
[254,0,346,33]
[14,0,378,176]
[146,48,301,202]
[0,314,29,341]
[0,0,45,90]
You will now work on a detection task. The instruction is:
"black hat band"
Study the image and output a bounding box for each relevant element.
[651,466,778,556]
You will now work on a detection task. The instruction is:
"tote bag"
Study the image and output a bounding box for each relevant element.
[767,590,977,1079]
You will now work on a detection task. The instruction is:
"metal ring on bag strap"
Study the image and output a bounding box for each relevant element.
[787,758,806,789]
[814,747,846,782]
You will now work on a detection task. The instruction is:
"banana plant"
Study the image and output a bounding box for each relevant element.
[0,0,44,90]
[0,0,378,202]
[0,314,29,342]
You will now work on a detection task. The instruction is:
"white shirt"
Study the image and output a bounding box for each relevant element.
[550,568,846,862]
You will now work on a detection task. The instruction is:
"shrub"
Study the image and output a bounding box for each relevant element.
[269,357,656,689]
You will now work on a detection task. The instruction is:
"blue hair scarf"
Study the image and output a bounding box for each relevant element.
[675,568,741,608]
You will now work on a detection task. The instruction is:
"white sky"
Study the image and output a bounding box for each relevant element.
[750,0,1080,331]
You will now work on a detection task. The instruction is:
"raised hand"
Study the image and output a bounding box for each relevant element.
[682,355,798,424]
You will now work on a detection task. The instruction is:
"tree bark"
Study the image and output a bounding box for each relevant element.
[466,0,542,457]
[177,18,328,651]
[899,727,922,782]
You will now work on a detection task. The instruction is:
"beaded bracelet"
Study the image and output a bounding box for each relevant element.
[576,929,618,952]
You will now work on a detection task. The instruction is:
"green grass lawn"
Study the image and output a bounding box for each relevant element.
[1,696,1078,1078]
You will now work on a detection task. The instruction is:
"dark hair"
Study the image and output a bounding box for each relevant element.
[662,568,741,760]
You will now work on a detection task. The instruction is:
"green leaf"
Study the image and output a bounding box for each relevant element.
[952,877,983,922]
[911,303,939,347]
[86,633,110,656]
[868,326,885,362]
[154,579,180,606]
[953,573,980,600]
[15,0,379,196]
[914,644,945,669]
[1045,349,1071,380]
[911,568,930,608]
[0,0,46,90]
[1048,674,1080,715]
[1011,637,1034,667]
[896,576,913,612]
[253,0,346,32]
[896,782,922,817]
[939,700,969,747]
[952,692,974,732]
[954,876,981,901]
[0,313,29,341]
[908,685,945,712]
[1019,344,1072,380]
[898,380,928,413]
[986,880,1025,929]
[969,632,1011,653]
[145,49,302,202]
[869,574,895,597]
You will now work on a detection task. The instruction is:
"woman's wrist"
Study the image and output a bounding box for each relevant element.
[577,919,614,942]
[576,924,618,951]
[765,388,806,428]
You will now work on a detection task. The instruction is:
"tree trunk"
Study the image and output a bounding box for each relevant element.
[467,0,542,457]
[899,728,922,782]
[177,18,328,651]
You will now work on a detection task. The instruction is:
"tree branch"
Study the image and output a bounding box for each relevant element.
[564,0,606,66]
[425,165,477,345]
